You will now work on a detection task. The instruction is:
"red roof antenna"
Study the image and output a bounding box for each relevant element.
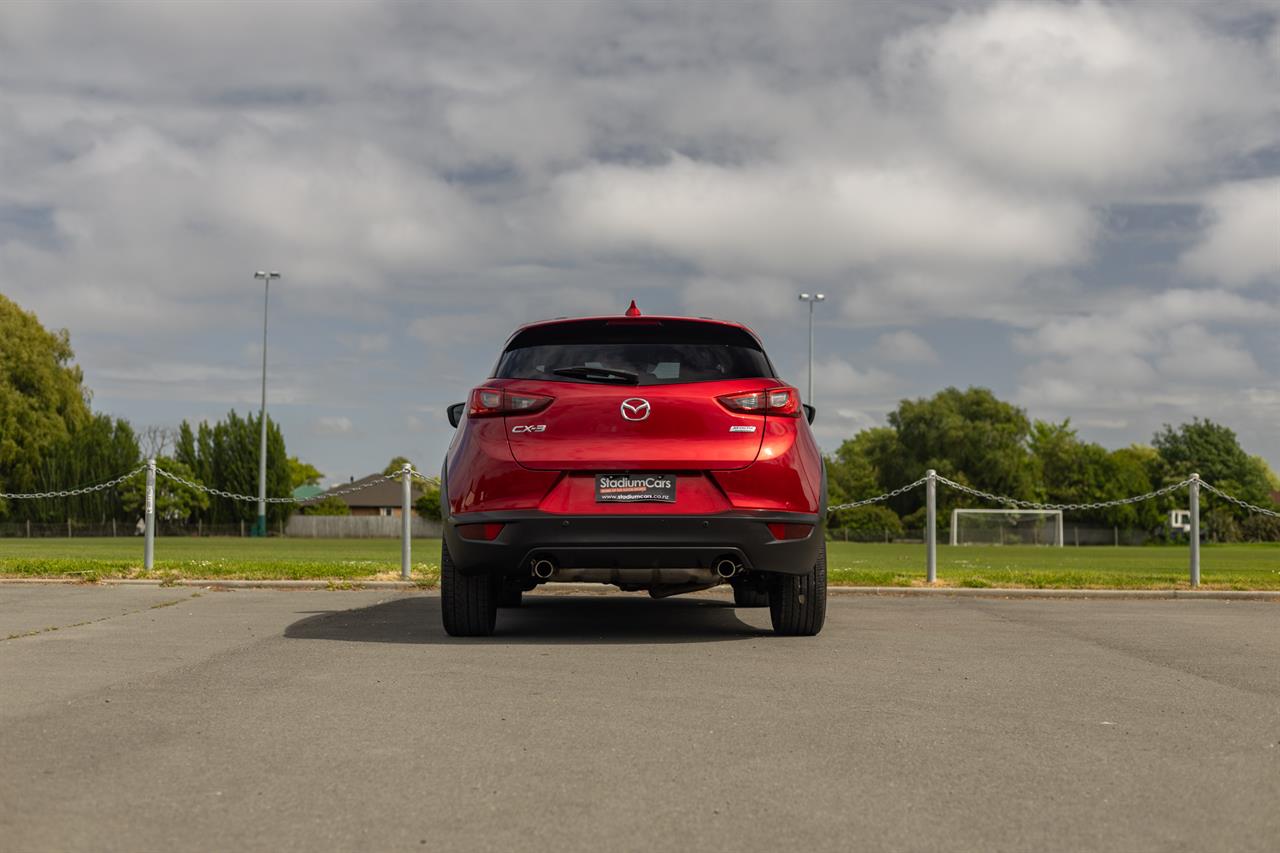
[624,299,642,317]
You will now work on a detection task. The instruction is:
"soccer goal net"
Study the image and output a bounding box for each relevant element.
[950,509,1064,547]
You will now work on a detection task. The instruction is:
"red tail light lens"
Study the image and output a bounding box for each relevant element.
[456,523,505,541]
[767,523,813,541]
[468,388,554,418]
[717,387,800,417]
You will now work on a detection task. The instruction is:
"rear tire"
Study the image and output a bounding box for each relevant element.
[732,584,769,608]
[768,540,827,636]
[441,539,497,637]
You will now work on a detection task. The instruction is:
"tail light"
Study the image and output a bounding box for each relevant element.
[468,387,554,418]
[717,386,801,417]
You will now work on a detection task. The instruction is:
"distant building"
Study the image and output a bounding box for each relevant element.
[319,473,429,517]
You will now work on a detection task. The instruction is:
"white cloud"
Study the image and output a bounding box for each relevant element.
[680,276,799,326]
[884,1,1279,188]
[312,416,353,436]
[1181,178,1280,287]
[554,155,1093,277]
[1015,290,1276,433]
[876,330,938,364]
[811,357,895,396]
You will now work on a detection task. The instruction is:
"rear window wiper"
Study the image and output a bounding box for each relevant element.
[550,366,640,384]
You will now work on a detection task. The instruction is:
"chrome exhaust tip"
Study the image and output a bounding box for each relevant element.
[714,558,740,579]
[531,558,555,580]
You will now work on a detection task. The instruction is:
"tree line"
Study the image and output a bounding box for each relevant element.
[827,387,1280,542]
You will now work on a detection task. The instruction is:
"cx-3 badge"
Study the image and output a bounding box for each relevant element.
[620,398,651,421]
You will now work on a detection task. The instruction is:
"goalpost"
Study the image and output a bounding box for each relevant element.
[950,508,1064,547]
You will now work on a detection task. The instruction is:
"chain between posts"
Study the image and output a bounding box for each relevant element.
[153,468,402,504]
[827,476,929,513]
[931,475,1195,512]
[0,465,148,500]
[1198,481,1280,518]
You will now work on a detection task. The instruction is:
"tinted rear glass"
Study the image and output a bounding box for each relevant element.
[495,319,775,385]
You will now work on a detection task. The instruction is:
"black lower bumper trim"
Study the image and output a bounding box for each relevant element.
[443,511,823,577]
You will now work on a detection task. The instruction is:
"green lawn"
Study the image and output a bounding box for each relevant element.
[1,537,1277,589]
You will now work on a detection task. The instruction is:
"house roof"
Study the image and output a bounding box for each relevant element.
[292,484,325,500]
[321,473,430,508]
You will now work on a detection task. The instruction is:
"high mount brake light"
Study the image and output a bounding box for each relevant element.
[716,386,801,417]
[468,388,554,418]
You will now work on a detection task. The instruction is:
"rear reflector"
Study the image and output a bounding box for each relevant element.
[767,523,813,541]
[456,523,505,541]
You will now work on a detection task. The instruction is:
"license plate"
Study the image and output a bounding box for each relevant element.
[596,474,677,503]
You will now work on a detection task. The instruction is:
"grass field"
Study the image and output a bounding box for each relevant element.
[1,537,1278,589]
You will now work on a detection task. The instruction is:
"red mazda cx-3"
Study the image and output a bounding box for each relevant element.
[439,302,827,637]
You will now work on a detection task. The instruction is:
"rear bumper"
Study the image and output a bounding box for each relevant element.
[443,510,823,577]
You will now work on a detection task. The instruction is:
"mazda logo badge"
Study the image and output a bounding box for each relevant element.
[620,398,651,421]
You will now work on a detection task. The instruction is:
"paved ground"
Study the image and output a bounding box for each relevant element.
[1,586,1277,852]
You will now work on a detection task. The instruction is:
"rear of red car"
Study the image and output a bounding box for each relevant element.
[440,309,827,636]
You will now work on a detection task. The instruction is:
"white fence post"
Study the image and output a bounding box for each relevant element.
[926,469,937,583]
[1189,473,1200,588]
[401,464,413,581]
[144,458,156,571]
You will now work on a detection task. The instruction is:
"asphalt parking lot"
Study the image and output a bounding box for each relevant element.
[1,586,1277,852]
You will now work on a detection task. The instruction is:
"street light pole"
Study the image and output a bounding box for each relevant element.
[252,270,280,537]
[797,292,825,405]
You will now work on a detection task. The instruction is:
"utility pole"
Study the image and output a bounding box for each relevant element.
[252,270,280,537]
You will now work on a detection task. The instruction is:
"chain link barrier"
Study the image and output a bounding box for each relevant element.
[0,465,148,500]
[932,474,1195,513]
[1198,480,1280,518]
[409,470,441,487]
[1,465,438,505]
[154,467,398,504]
[827,476,930,513]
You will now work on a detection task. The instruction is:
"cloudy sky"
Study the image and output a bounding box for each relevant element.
[2,0,1278,485]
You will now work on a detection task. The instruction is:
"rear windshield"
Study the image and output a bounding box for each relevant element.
[494,319,775,385]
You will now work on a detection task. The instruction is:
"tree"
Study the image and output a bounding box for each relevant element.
[138,425,175,460]
[415,488,442,521]
[1026,420,1163,528]
[0,294,92,517]
[826,427,899,529]
[829,505,902,541]
[119,456,209,523]
[173,411,293,526]
[288,457,324,490]
[886,387,1036,519]
[383,456,414,476]
[1153,419,1272,512]
[18,414,143,525]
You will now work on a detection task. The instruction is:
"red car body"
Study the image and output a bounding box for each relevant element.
[439,306,828,636]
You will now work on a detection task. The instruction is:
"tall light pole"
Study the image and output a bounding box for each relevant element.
[252,270,280,537]
[797,292,825,405]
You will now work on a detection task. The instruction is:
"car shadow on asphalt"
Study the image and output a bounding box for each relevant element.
[284,594,772,645]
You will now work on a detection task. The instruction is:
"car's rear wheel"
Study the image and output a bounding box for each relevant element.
[768,540,827,636]
[441,539,497,637]
[732,583,769,608]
